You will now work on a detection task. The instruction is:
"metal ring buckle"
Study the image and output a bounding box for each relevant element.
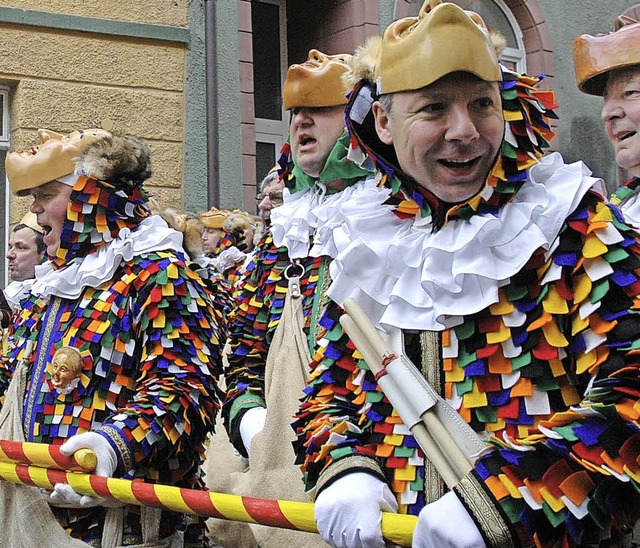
[283,260,304,280]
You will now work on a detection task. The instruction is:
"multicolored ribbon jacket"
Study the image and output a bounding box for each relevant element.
[292,68,640,547]
[0,172,227,545]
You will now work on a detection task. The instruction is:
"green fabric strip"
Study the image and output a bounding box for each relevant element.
[290,131,372,194]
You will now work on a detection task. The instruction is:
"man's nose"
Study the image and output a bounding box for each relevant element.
[292,108,313,127]
[258,195,271,212]
[601,98,624,122]
[445,107,480,142]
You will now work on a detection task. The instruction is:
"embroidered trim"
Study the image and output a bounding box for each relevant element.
[315,455,385,499]
[453,472,516,548]
[99,425,134,473]
[25,297,61,440]
[229,393,267,424]
[419,330,445,503]
[310,256,333,349]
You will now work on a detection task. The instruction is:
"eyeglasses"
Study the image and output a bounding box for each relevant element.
[258,190,284,206]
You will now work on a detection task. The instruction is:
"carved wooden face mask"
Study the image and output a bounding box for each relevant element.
[5,129,110,195]
[283,49,353,110]
[574,15,640,96]
[50,346,83,394]
[374,0,501,95]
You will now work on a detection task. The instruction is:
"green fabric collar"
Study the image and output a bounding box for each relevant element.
[289,131,372,194]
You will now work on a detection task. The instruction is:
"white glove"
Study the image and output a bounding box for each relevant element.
[50,432,119,508]
[413,491,485,547]
[315,471,398,548]
[49,483,122,509]
[60,431,118,476]
[239,406,267,456]
[212,247,247,272]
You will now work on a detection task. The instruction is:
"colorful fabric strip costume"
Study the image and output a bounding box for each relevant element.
[2,133,226,545]
[293,60,640,547]
[223,131,374,454]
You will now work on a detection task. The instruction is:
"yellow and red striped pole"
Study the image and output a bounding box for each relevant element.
[0,439,96,472]
[0,460,416,546]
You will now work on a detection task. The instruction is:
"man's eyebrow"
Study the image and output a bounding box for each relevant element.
[419,80,496,99]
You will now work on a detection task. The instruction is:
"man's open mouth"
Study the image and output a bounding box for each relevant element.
[439,157,480,169]
[299,136,316,147]
[618,130,636,142]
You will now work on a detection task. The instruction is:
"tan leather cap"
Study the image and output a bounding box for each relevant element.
[283,49,353,110]
[574,16,640,96]
[375,0,501,95]
[6,128,111,195]
[200,207,230,229]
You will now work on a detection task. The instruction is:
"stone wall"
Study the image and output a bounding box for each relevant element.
[0,2,191,223]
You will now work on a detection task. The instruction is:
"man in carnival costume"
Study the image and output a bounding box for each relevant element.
[199,207,253,289]
[0,129,226,547]
[574,15,640,227]
[257,166,285,227]
[293,1,640,546]
[1,211,45,315]
[219,48,374,546]
[0,211,45,352]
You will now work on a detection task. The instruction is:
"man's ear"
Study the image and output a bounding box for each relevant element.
[372,101,393,145]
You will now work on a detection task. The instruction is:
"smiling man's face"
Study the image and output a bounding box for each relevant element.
[373,72,504,203]
[602,66,640,176]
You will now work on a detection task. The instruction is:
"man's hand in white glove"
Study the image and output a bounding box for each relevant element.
[49,483,123,508]
[239,406,267,457]
[50,432,120,509]
[315,471,398,548]
[413,491,485,548]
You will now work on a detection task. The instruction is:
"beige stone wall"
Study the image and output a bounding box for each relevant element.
[0,0,187,26]
[0,8,188,224]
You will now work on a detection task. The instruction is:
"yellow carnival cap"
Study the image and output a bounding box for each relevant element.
[6,128,111,195]
[199,207,230,229]
[283,49,353,110]
[574,15,640,96]
[375,0,501,95]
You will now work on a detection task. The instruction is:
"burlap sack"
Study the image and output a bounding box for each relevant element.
[204,369,258,548]
[206,288,327,547]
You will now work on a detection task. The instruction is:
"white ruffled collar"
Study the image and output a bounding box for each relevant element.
[619,190,640,229]
[270,173,382,259]
[327,153,606,331]
[30,215,184,300]
[4,280,34,311]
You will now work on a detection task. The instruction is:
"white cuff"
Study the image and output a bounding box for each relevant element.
[239,406,267,455]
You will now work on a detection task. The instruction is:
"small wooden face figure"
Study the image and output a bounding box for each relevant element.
[50,346,83,393]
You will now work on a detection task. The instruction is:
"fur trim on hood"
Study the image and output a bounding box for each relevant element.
[75,134,152,188]
[51,134,153,268]
[152,203,205,260]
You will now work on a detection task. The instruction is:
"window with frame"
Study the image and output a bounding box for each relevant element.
[0,88,8,145]
[408,0,525,73]
[252,0,288,190]
[0,86,9,288]
[622,4,640,19]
